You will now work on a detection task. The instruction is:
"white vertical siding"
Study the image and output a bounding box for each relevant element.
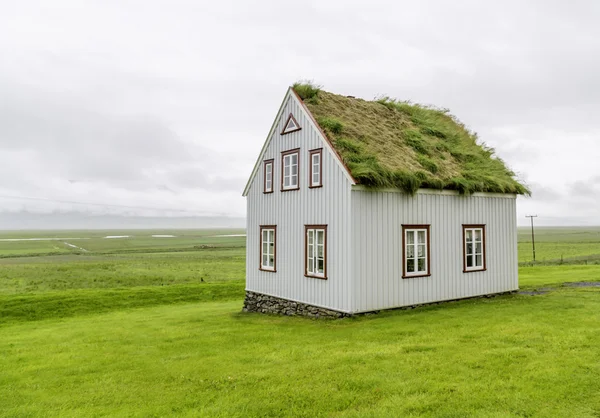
[246,95,354,312]
[351,190,518,313]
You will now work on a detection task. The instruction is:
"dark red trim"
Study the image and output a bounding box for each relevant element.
[259,225,277,273]
[263,159,274,194]
[462,224,487,273]
[304,225,328,279]
[401,225,431,279]
[281,148,300,192]
[308,148,323,188]
[280,113,301,135]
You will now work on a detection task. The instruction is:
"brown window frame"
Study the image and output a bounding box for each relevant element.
[263,159,274,194]
[402,225,431,279]
[462,224,486,273]
[281,113,301,135]
[308,148,323,188]
[304,225,328,280]
[259,225,277,272]
[281,148,300,192]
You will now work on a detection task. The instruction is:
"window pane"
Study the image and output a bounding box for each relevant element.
[292,154,297,164]
[308,242,313,258]
[262,242,267,254]
[475,242,482,254]
[407,245,414,258]
[476,254,482,267]
[466,243,473,255]
[262,255,268,266]
[466,230,472,242]
[317,230,324,245]
[418,231,425,244]
[475,229,482,241]
[418,244,425,257]
[407,258,415,272]
[308,258,314,273]
[417,258,426,272]
[313,173,319,184]
[292,164,297,176]
[317,259,324,273]
[318,245,324,258]
[284,177,290,187]
[269,256,274,266]
[466,256,473,267]
[407,231,414,244]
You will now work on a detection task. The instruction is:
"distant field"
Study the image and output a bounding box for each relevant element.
[518,226,600,264]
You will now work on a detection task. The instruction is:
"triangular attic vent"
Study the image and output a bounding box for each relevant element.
[281,113,301,135]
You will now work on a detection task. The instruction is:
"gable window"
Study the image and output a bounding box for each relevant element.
[281,149,300,191]
[260,226,276,272]
[309,149,322,188]
[305,225,327,279]
[463,225,486,272]
[402,225,430,278]
[281,113,301,135]
[263,160,274,193]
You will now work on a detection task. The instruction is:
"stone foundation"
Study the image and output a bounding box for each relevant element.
[243,290,518,319]
[243,291,351,318]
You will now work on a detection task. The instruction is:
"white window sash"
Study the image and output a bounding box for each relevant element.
[261,228,275,270]
[464,228,484,271]
[311,153,321,186]
[404,229,428,276]
[283,153,299,189]
[306,228,325,277]
[265,162,273,192]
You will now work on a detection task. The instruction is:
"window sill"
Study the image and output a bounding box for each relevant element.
[463,268,487,273]
[308,185,323,189]
[305,273,327,280]
[281,187,300,192]
[259,267,277,273]
[402,273,431,279]
[263,191,273,194]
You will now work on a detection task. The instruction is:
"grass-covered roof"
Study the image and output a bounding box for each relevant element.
[293,82,529,195]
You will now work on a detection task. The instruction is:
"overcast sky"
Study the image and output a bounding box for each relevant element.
[1,0,599,226]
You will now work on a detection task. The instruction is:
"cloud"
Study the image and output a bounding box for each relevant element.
[0,0,599,224]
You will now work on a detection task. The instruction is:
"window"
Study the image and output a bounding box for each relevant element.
[281,149,300,191]
[402,225,430,278]
[260,226,276,272]
[281,113,301,135]
[309,149,322,188]
[263,160,274,193]
[305,225,327,279]
[463,225,486,272]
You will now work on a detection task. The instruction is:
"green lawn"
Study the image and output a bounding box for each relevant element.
[1,229,600,416]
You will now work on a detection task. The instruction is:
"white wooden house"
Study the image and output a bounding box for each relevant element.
[242,85,528,317]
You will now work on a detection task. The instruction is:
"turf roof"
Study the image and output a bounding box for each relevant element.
[293,82,530,195]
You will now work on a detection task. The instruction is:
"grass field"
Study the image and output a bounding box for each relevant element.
[518,226,600,264]
[1,228,600,416]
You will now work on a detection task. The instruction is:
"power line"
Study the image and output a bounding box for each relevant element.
[0,194,221,215]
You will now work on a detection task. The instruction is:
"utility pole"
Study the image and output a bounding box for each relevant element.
[526,215,538,262]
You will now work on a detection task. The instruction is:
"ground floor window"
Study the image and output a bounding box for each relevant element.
[260,225,276,272]
[305,225,327,279]
[463,225,486,272]
[402,225,430,278]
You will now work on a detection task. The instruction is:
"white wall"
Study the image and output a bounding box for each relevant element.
[351,190,518,313]
[246,93,354,312]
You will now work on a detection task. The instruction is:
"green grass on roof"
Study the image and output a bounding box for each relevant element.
[294,84,529,195]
